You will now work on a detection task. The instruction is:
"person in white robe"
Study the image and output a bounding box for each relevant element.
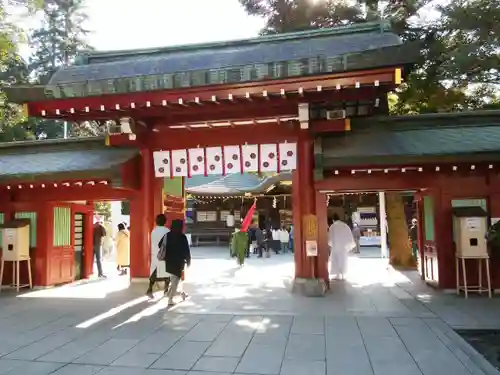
[328,213,356,280]
[146,214,170,298]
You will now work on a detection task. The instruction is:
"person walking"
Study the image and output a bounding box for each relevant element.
[328,213,356,281]
[232,229,248,267]
[93,220,106,278]
[115,223,130,275]
[161,219,191,306]
[409,218,419,259]
[146,214,170,299]
[279,226,290,253]
[254,223,265,258]
[289,224,294,253]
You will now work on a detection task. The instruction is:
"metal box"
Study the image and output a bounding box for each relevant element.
[1,219,30,261]
[453,207,488,258]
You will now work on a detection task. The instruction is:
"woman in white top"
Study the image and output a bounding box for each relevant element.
[279,226,290,253]
[146,214,170,299]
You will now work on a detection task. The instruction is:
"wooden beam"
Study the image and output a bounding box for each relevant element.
[10,185,135,202]
[27,68,401,118]
[109,121,300,149]
[315,173,436,192]
[311,119,350,133]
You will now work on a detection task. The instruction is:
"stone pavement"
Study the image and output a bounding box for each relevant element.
[0,246,499,375]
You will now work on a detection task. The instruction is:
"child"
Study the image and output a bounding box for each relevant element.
[279,226,290,253]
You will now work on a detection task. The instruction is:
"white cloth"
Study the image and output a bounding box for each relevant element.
[328,220,356,277]
[272,229,280,241]
[226,214,235,227]
[279,229,289,243]
[150,226,170,277]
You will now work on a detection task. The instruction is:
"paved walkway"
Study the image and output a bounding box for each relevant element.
[0,247,499,375]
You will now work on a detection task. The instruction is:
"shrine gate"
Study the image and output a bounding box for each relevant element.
[2,21,422,292]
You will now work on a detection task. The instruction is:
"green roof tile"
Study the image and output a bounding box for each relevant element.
[0,137,138,182]
[322,111,500,166]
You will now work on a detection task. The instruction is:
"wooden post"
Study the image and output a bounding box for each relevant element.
[130,149,160,279]
[292,133,316,279]
[315,191,329,284]
[379,192,388,258]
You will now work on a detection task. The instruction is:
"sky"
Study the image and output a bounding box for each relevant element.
[14,0,266,57]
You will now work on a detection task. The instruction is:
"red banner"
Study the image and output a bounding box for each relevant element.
[240,201,256,232]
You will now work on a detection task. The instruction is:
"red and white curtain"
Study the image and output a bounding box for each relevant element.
[153,142,297,178]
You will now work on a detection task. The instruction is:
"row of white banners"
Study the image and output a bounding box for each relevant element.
[153,143,297,177]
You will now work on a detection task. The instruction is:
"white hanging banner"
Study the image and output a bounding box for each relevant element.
[171,149,188,177]
[154,142,297,178]
[205,146,223,175]
[223,145,242,174]
[188,148,205,176]
[278,142,297,171]
[241,144,259,173]
[260,144,278,173]
[153,150,171,177]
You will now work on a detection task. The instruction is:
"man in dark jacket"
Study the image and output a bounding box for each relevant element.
[93,220,106,278]
[161,219,191,306]
[409,218,419,259]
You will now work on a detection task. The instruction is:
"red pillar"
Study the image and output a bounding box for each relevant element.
[130,149,161,279]
[35,203,53,286]
[83,202,94,279]
[292,133,316,279]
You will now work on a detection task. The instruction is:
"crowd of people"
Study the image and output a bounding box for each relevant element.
[243,222,294,259]
[93,214,191,306]
[91,212,419,300]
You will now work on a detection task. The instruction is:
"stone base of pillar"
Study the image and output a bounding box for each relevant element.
[292,277,327,297]
[130,277,150,283]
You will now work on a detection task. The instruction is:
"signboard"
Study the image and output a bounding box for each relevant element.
[4,228,15,242]
[465,217,481,232]
[302,214,318,241]
[306,240,318,257]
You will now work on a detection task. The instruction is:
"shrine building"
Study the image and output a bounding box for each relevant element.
[2,21,500,294]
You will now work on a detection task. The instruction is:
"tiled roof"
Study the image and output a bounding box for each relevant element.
[49,23,401,85]
[0,137,138,182]
[322,111,500,166]
[186,173,291,196]
[6,22,419,103]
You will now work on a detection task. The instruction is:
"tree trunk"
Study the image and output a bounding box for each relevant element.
[386,192,413,267]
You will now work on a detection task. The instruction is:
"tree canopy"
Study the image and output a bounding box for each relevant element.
[0,0,102,142]
[239,0,500,113]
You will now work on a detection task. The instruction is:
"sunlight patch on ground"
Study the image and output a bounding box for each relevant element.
[113,295,170,328]
[18,277,130,299]
[344,258,412,288]
[234,317,263,330]
[76,294,148,328]
[256,318,285,333]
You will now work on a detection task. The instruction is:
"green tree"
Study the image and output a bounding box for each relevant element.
[392,0,500,114]
[0,1,43,142]
[28,0,97,139]
[29,0,90,78]
[238,0,427,36]
[94,201,111,221]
